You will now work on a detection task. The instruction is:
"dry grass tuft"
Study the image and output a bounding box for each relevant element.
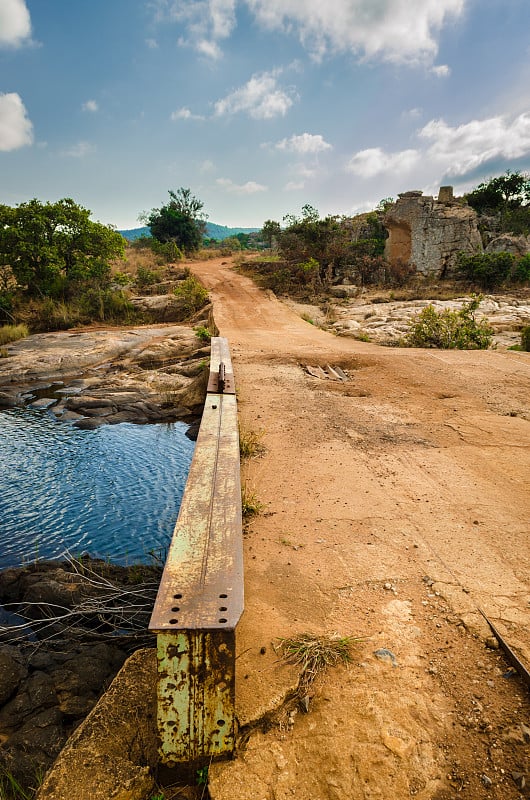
[275,633,360,690]
[239,427,266,459]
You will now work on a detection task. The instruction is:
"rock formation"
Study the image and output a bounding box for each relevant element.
[383,188,483,277]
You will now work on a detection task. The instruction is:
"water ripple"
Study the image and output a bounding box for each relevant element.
[0,407,195,567]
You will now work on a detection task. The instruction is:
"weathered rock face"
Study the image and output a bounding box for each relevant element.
[485,233,530,257]
[384,189,483,277]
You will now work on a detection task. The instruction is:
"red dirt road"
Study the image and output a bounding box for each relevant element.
[193,258,530,800]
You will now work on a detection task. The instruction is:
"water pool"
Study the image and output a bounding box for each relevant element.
[0,407,196,568]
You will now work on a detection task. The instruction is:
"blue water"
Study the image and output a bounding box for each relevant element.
[0,407,195,568]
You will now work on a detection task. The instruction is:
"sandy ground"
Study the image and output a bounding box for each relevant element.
[189,258,530,800]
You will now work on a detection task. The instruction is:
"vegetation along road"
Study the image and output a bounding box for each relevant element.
[192,256,530,800]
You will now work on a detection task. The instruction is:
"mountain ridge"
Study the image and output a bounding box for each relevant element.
[119,223,260,242]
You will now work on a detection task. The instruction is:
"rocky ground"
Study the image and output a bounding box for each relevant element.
[0,559,160,792]
[0,310,215,426]
[286,289,530,350]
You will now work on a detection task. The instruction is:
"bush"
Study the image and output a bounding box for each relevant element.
[513,253,530,283]
[173,275,209,315]
[136,266,161,289]
[521,326,530,352]
[457,251,515,289]
[406,297,493,349]
[0,323,29,345]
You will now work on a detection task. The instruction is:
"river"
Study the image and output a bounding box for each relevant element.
[0,407,195,568]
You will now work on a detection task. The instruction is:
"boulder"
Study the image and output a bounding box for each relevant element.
[485,234,530,257]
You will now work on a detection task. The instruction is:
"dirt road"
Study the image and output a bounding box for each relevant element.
[193,258,530,800]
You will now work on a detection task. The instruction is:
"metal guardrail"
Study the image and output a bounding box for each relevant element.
[149,337,243,765]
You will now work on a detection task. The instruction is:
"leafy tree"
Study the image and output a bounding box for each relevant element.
[466,171,530,214]
[0,198,124,297]
[143,188,207,254]
[261,219,282,249]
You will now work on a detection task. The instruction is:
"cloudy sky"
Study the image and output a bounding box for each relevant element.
[1,0,529,229]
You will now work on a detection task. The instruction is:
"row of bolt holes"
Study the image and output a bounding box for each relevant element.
[169,593,229,625]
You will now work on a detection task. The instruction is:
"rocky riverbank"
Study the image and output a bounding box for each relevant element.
[0,558,160,792]
[0,309,216,427]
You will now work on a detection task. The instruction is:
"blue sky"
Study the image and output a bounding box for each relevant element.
[1,0,529,229]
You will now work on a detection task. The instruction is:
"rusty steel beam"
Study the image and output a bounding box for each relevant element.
[207,337,235,394]
[149,338,243,764]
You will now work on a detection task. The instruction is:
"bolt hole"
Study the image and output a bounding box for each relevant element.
[169,618,179,624]
[171,607,180,612]
[219,606,227,611]
[217,719,225,726]
[218,618,227,623]
[219,593,228,598]
[212,404,217,409]
[174,594,182,599]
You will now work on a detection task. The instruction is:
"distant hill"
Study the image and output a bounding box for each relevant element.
[119,223,259,242]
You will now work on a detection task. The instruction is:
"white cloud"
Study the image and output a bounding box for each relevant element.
[0,92,33,151]
[244,0,465,64]
[82,99,98,113]
[275,132,332,155]
[216,178,267,194]
[215,70,294,119]
[154,0,236,58]
[170,107,204,121]
[146,37,158,48]
[152,0,465,66]
[63,141,96,158]
[0,0,31,47]
[284,180,305,191]
[346,147,419,178]
[419,112,530,176]
[200,159,215,173]
[431,64,451,78]
[196,38,223,59]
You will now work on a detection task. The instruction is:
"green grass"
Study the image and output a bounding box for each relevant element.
[241,484,264,520]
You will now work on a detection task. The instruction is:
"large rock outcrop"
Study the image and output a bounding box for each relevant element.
[383,188,482,277]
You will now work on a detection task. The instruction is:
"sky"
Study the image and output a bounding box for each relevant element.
[1,0,529,230]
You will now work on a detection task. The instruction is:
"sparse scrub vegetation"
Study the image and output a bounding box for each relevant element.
[173,275,209,315]
[0,324,29,346]
[241,484,264,521]
[405,296,493,349]
[239,427,266,459]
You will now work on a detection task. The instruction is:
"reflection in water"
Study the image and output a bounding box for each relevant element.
[0,408,195,568]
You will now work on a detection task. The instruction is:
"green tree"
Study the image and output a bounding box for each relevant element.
[466,171,530,213]
[261,219,282,249]
[0,198,124,297]
[143,188,207,254]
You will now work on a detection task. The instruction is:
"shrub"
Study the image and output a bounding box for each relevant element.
[136,266,161,289]
[0,323,29,345]
[457,251,514,289]
[513,253,530,283]
[521,326,530,352]
[194,325,211,343]
[173,275,208,315]
[406,296,493,349]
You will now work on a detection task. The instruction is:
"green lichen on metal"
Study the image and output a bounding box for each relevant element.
[157,630,236,762]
